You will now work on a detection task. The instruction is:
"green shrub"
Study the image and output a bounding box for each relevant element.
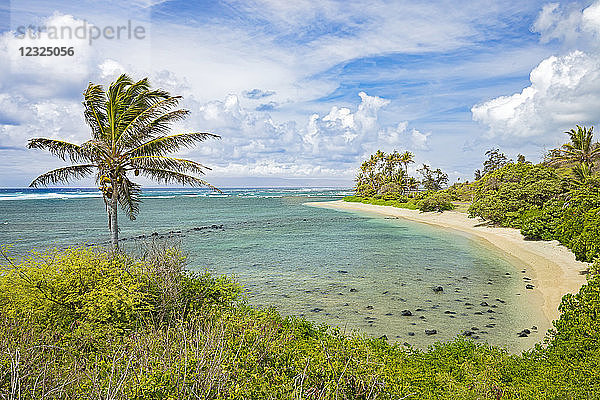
[0,245,241,337]
[2,246,600,398]
[468,163,565,227]
[356,184,376,197]
[520,200,564,241]
[417,192,454,212]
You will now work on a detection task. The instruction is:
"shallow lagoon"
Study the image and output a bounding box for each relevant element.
[0,188,545,351]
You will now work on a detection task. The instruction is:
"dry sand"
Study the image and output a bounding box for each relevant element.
[307,200,588,325]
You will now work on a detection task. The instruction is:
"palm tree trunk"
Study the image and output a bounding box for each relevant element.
[110,184,119,249]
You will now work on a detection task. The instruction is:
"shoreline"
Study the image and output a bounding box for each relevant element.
[307,200,588,325]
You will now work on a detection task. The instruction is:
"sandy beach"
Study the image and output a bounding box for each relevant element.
[307,200,589,325]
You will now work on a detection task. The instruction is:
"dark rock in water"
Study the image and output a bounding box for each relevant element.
[444,310,456,315]
[401,310,412,316]
[151,232,159,237]
[474,312,483,315]
[521,329,531,334]
[415,308,425,312]
[343,303,349,306]
[518,332,528,337]
[366,305,374,310]
[523,276,531,281]
[491,304,498,308]
[408,332,415,336]
[311,308,323,313]
[532,325,538,330]
[379,335,388,340]
[382,290,389,295]
[419,316,426,319]
[487,309,495,313]
[403,342,410,346]
[480,331,488,334]
[350,288,358,292]
[521,270,526,273]
[485,324,496,328]
[433,286,444,293]
[465,302,473,306]
[526,284,535,289]
[462,330,473,337]
[410,322,417,325]
[480,301,489,306]
[505,272,511,276]
[337,270,348,274]
[471,327,479,331]
[338,292,344,295]
[365,316,376,321]
[496,298,506,303]
[425,329,437,335]
[385,312,393,316]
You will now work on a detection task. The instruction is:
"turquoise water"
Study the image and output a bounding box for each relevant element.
[0,188,545,351]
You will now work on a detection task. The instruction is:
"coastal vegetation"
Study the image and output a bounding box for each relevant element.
[350,150,454,212]
[27,74,219,249]
[1,243,600,399]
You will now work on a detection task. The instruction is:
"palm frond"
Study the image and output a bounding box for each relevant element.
[27,138,93,163]
[29,165,95,187]
[120,109,190,150]
[82,83,109,141]
[126,132,220,157]
[117,176,141,220]
[129,156,210,175]
[117,97,183,148]
[139,167,220,191]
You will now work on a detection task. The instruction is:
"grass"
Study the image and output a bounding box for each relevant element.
[343,195,419,210]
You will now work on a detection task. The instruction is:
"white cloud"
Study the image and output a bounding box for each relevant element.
[472,2,600,143]
[472,50,600,139]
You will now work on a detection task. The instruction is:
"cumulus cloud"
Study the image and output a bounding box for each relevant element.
[0,11,433,185]
[255,102,278,111]
[532,1,600,46]
[472,1,600,142]
[180,91,428,178]
[243,88,276,99]
[472,51,600,138]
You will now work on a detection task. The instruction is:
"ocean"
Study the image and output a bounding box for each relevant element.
[0,187,544,351]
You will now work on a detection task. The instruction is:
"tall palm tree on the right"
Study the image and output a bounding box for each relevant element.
[549,125,600,169]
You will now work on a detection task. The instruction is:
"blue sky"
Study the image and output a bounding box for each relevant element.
[1,0,600,187]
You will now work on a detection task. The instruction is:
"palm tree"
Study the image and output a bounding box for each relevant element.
[400,151,414,176]
[27,74,220,249]
[549,125,600,168]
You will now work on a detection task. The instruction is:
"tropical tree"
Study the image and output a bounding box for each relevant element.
[400,151,414,176]
[483,148,511,176]
[417,164,448,191]
[549,125,600,169]
[27,74,220,249]
[355,150,414,195]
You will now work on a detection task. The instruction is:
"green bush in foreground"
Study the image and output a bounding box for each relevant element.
[1,246,600,399]
[0,245,241,339]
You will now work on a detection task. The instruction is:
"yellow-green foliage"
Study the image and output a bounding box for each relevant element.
[416,192,455,212]
[1,246,600,399]
[0,245,241,338]
[344,195,418,210]
[0,247,148,335]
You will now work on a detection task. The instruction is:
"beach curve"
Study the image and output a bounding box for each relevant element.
[307,200,588,325]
